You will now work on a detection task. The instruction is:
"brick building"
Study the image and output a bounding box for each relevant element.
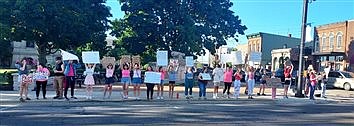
[313,19,354,71]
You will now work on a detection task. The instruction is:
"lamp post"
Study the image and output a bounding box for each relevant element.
[295,0,312,98]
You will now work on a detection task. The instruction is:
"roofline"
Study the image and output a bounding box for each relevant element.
[316,19,354,28]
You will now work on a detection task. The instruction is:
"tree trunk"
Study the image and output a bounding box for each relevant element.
[37,43,47,65]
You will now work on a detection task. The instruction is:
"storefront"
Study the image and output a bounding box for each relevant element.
[313,52,347,72]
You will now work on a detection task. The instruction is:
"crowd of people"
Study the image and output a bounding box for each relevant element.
[15,57,328,102]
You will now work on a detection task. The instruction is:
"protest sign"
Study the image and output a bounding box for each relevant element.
[185,56,194,67]
[157,50,168,66]
[249,52,262,62]
[200,73,212,81]
[101,57,116,68]
[232,51,243,65]
[60,49,79,61]
[82,51,100,64]
[144,72,162,84]
[120,55,131,68]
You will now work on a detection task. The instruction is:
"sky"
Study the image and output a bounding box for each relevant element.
[106,0,354,47]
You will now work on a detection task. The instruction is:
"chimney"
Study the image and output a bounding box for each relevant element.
[288,34,292,38]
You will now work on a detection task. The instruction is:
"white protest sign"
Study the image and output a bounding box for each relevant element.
[249,52,262,62]
[60,49,79,61]
[185,56,194,67]
[221,54,233,63]
[82,51,100,64]
[144,72,162,84]
[232,51,243,65]
[200,73,212,80]
[157,50,168,66]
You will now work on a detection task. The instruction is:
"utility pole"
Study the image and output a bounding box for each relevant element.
[295,0,310,98]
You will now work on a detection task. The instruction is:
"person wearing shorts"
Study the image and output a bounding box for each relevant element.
[157,66,166,100]
[104,63,115,99]
[16,58,31,102]
[283,64,293,99]
[168,65,178,99]
[257,70,268,96]
[212,64,223,99]
[132,63,142,100]
[121,64,131,99]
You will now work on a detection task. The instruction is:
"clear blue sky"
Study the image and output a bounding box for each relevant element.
[106,0,354,47]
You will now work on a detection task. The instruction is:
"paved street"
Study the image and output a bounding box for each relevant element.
[1,85,353,125]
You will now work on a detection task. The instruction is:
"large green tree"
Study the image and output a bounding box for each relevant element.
[111,0,247,59]
[0,0,112,64]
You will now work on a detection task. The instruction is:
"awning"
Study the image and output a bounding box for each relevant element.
[312,52,345,56]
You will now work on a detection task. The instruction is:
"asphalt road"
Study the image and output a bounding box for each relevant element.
[1,99,354,126]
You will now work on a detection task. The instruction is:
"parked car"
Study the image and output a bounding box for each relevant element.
[327,71,354,91]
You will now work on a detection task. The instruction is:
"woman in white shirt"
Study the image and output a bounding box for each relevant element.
[212,64,224,99]
[132,63,142,100]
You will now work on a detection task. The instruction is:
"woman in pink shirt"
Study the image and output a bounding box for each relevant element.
[121,64,131,99]
[309,71,317,100]
[247,66,255,99]
[223,66,233,98]
[157,66,166,100]
[34,63,50,100]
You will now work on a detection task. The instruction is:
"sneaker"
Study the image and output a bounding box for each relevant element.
[248,96,251,99]
[213,95,217,99]
[160,96,164,100]
[19,98,25,102]
[71,96,77,99]
[321,96,327,98]
[257,93,261,96]
[250,96,254,99]
[36,97,39,100]
[25,97,31,100]
[53,96,59,99]
[57,97,64,100]
[189,95,193,99]
[65,97,70,101]
[157,96,161,100]
[43,97,47,99]
[185,96,189,99]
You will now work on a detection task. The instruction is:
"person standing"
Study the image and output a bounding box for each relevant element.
[233,68,243,99]
[247,66,255,99]
[132,63,142,100]
[16,58,31,102]
[104,63,115,99]
[168,65,178,99]
[53,57,65,99]
[34,63,50,100]
[198,67,209,100]
[157,66,166,100]
[64,60,81,100]
[223,66,233,99]
[283,64,293,99]
[121,64,131,99]
[184,67,195,99]
[145,66,155,101]
[309,71,317,100]
[84,63,96,100]
[257,70,268,96]
[212,64,223,99]
[321,72,327,98]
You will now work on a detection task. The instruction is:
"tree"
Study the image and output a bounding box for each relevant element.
[0,0,112,64]
[111,0,247,58]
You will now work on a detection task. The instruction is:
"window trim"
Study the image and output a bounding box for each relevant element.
[337,32,343,49]
[321,33,327,51]
[329,32,334,49]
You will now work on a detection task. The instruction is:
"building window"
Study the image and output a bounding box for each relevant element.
[321,34,326,51]
[315,41,319,52]
[26,41,35,48]
[337,32,343,49]
[253,43,256,52]
[329,33,334,49]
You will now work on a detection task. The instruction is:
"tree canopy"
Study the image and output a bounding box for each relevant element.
[111,0,247,59]
[0,0,112,64]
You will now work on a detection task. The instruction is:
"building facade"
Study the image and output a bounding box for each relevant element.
[313,20,354,71]
[247,32,301,68]
[271,46,313,72]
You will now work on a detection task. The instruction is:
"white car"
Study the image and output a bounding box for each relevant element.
[327,71,354,91]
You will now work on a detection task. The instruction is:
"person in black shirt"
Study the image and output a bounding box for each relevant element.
[53,57,65,99]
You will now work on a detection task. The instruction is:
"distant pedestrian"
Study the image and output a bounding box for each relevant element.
[304,69,310,98]
[168,65,178,99]
[247,66,255,99]
[64,60,81,100]
[223,66,233,99]
[157,66,166,100]
[34,63,50,100]
[145,66,155,101]
[198,67,209,100]
[104,63,115,99]
[53,57,65,99]
[184,67,195,99]
[233,68,242,99]
[321,72,327,98]
[84,63,96,100]
[283,63,293,99]
[257,70,268,96]
[212,64,223,99]
[132,63,142,100]
[121,63,131,99]
[16,58,31,102]
[309,71,317,100]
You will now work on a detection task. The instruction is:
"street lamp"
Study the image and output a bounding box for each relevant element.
[295,0,315,98]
